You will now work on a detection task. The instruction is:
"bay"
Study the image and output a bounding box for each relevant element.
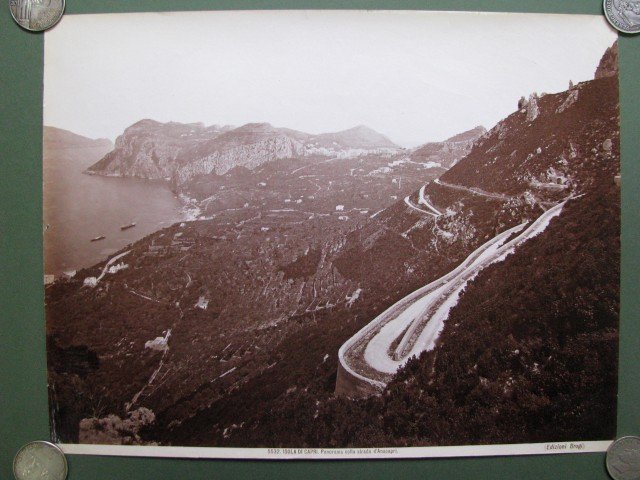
[44,144,186,276]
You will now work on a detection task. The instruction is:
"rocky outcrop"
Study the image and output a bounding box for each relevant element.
[556,89,579,114]
[86,120,231,179]
[518,96,528,110]
[173,134,305,185]
[87,120,402,185]
[79,407,155,445]
[441,74,619,196]
[595,41,618,79]
[525,93,539,122]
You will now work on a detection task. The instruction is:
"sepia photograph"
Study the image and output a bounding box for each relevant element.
[43,10,620,458]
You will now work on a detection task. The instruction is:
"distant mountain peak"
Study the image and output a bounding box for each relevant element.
[345,124,376,133]
[317,125,399,149]
[234,122,276,133]
[410,125,486,169]
[445,126,487,143]
[128,119,163,129]
[85,119,402,182]
[44,126,114,150]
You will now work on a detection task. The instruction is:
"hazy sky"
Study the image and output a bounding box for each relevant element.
[44,10,617,147]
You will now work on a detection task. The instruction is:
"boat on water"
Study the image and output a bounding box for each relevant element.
[120,222,137,231]
[90,235,106,242]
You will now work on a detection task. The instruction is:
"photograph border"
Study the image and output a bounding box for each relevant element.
[1,0,639,479]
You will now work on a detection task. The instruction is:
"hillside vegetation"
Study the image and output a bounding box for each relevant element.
[46,46,620,448]
[225,180,618,447]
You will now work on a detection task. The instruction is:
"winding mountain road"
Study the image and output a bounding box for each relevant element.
[337,201,565,395]
[84,250,130,287]
[418,184,443,216]
[404,184,443,217]
[403,195,435,216]
[433,178,516,201]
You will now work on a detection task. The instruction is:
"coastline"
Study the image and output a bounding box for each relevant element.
[45,172,195,279]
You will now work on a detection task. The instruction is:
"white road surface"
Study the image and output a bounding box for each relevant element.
[339,201,566,388]
[89,250,130,286]
[418,185,443,216]
[433,178,515,201]
[404,195,438,217]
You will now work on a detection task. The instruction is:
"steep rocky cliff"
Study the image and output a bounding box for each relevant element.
[172,123,307,186]
[86,120,232,179]
[441,76,619,196]
[87,121,401,186]
[595,41,618,79]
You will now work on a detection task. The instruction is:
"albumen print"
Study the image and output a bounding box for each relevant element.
[43,10,620,458]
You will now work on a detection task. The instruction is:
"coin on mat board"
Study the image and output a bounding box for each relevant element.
[9,0,65,32]
[13,441,68,480]
[606,436,640,480]
[604,0,640,34]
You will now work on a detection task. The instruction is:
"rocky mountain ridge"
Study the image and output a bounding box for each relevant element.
[86,120,233,180]
[43,126,115,178]
[44,126,113,150]
[86,121,402,186]
[440,76,619,198]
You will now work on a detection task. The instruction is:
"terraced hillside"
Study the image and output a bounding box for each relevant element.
[47,44,619,448]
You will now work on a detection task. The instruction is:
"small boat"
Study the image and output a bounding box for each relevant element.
[90,235,106,242]
[120,222,137,231]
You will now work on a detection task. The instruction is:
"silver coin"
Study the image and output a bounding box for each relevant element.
[13,441,68,480]
[604,0,640,34]
[606,436,640,480]
[9,0,65,32]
